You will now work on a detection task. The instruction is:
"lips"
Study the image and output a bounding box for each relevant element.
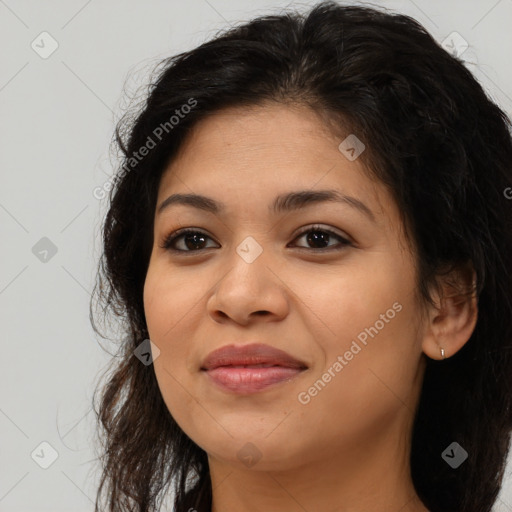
[200,343,308,371]
[201,343,308,394]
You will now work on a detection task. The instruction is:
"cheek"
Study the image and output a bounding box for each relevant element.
[303,254,421,400]
[143,262,201,342]
[143,262,209,395]
[294,304,420,456]
[296,256,411,346]
[143,267,201,432]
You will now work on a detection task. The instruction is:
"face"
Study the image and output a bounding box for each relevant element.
[143,103,428,471]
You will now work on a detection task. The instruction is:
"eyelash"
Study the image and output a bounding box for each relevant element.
[160,225,352,254]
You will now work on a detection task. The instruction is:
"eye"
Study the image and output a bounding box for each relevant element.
[289,224,351,251]
[160,225,351,254]
[160,228,218,252]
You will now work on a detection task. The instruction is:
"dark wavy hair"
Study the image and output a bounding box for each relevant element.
[90,2,512,511]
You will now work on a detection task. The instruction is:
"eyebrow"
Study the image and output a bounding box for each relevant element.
[157,189,375,222]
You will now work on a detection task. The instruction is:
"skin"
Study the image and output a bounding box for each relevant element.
[143,103,477,512]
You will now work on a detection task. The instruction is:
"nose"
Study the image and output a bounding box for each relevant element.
[206,246,290,326]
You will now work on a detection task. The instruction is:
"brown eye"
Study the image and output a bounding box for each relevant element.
[290,225,351,251]
[161,229,218,252]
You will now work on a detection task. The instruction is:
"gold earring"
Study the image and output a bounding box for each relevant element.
[440,347,446,359]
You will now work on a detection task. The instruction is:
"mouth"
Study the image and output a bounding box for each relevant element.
[200,343,308,394]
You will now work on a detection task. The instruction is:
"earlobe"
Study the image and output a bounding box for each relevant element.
[421,265,478,361]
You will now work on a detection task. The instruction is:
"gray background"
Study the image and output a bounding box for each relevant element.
[1,0,511,510]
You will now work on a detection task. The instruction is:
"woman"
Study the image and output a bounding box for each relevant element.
[91,2,512,511]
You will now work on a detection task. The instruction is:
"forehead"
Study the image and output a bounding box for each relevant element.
[160,105,374,191]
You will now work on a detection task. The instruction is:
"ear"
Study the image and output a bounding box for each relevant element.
[422,262,478,360]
